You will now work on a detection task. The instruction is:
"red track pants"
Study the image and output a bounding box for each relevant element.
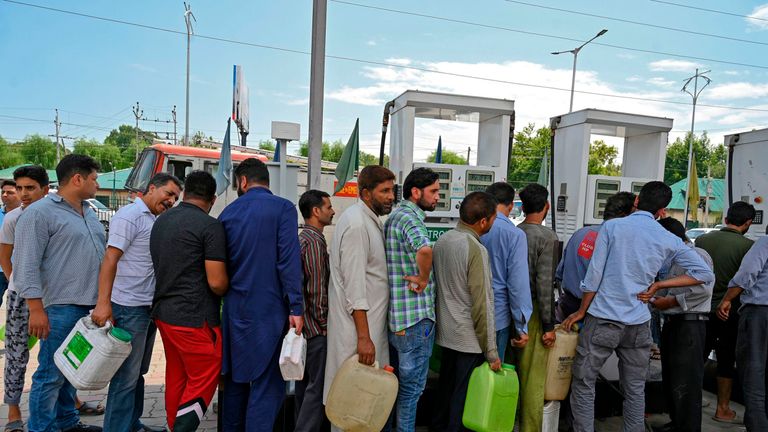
[155,320,222,431]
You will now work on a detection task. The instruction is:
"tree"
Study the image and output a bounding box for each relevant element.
[508,123,551,188]
[73,138,124,170]
[19,135,57,169]
[0,136,24,169]
[588,140,621,176]
[298,140,384,166]
[664,132,725,184]
[258,140,275,151]
[426,150,467,165]
[104,125,153,151]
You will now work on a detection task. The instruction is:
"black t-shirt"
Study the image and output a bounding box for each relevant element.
[150,202,227,327]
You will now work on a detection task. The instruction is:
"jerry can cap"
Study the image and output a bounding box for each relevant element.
[110,327,133,343]
[501,363,516,371]
[383,365,395,373]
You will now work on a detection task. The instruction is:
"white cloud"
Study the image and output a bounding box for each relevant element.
[130,63,158,73]
[647,77,677,88]
[746,4,768,30]
[617,53,636,60]
[366,40,377,46]
[724,70,741,76]
[626,75,642,82]
[649,59,702,72]
[385,58,412,66]
[285,98,309,106]
[707,82,768,100]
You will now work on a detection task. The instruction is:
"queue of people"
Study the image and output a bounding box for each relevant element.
[2,155,768,432]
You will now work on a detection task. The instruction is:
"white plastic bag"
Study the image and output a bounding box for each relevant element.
[279,328,306,381]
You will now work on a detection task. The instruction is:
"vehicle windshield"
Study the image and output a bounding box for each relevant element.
[125,149,159,192]
[88,199,108,210]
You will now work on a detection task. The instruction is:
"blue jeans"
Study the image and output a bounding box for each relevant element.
[0,273,8,308]
[103,303,156,432]
[28,304,90,432]
[496,326,510,362]
[388,319,435,432]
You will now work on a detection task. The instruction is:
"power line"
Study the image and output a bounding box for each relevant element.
[503,0,768,47]
[5,0,768,114]
[648,0,768,23]
[331,0,768,70]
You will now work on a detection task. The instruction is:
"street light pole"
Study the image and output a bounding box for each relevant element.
[183,3,196,146]
[552,29,607,113]
[681,68,711,226]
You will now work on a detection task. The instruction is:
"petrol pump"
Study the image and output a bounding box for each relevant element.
[385,90,515,239]
[549,109,673,245]
[725,128,768,239]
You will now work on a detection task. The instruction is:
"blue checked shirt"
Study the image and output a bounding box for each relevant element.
[385,200,435,333]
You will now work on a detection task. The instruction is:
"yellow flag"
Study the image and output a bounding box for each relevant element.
[688,154,699,221]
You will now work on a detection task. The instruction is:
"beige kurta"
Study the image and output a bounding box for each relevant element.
[323,201,390,403]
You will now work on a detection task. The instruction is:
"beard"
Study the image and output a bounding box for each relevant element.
[371,198,393,216]
[417,196,437,212]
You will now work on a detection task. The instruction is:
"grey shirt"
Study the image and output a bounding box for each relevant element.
[656,246,714,315]
[16,193,106,307]
[0,206,23,293]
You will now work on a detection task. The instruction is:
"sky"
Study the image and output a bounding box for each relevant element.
[3,0,768,163]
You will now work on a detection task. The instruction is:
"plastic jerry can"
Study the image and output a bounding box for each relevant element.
[54,316,132,391]
[463,362,520,432]
[325,355,398,432]
[544,326,579,401]
[0,324,38,349]
[541,400,561,432]
[279,328,307,381]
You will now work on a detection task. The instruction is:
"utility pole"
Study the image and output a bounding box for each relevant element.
[133,102,144,161]
[551,29,608,113]
[184,3,196,146]
[172,105,177,145]
[681,68,711,226]
[54,109,61,163]
[307,0,327,190]
[467,146,471,164]
[704,166,712,228]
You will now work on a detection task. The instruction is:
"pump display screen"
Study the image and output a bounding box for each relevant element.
[593,180,620,219]
[465,170,495,193]
[433,168,452,211]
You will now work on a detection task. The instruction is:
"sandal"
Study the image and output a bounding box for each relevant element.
[4,420,24,432]
[77,400,105,416]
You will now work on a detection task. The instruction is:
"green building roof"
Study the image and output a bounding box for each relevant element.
[98,168,133,191]
[668,177,725,213]
[0,165,58,184]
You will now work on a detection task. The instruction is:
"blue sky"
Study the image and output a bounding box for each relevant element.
[3,0,768,161]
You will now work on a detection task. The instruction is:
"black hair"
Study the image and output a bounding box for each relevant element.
[725,201,756,226]
[485,182,515,206]
[145,172,182,194]
[658,217,687,242]
[519,183,549,214]
[13,165,49,187]
[183,170,217,202]
[357,165,395,196]
[603,191,636,220]
[402,168,439,199]
[636,181,672,214]
[56,154,100,184]
[234,158,269,186]
[460,191,498,225]
[299,189,331,219]
[1,180,16,189]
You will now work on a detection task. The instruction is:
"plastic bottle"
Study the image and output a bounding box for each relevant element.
[544,326,579,401]
[542,400,561,432]
[279,328,307,381]
[463,362,520,432]
[54,316,132,390]
[325,355,399,432]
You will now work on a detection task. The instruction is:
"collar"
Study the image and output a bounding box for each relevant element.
[632,210,655,219]
[135,197,154,215]
[456,221,480,240]
[720,227,744,235]
[301,224,325,237]
[400,200,426,221]
[179,201,207,213]
[357,201,384,229]
[246,186,273,196]
[495,210,513,226]
[49,192,87,209]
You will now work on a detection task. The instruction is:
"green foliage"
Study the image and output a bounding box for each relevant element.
[258,140,275,151]
[588,140,621,176]
[73,138,126,170]
[104,125,153,151]
[0,136,25,168]
[664,132,726,184]
[298,140,386,167]
[426,149,467,165]
[508,124,550,188]
[19,135,58,169]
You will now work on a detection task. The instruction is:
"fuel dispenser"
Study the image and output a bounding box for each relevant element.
[550,109,672,245]
[385,90,515,238]
[725,128,768,238]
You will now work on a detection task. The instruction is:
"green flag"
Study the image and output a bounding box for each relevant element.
[334,118,360,194]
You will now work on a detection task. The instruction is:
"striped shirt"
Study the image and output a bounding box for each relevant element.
[384,200,435,333]
[299,224,329,339]
[16,192,106,307]
[109,198,157,307]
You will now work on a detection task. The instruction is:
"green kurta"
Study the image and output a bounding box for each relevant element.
[514,305,547,432]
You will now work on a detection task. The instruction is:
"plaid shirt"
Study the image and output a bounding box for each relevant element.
[384,200,435,332]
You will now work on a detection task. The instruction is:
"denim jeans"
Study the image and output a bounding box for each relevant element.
[28,304,90,432]
[736,305,768,431]
[0,273,8,308]
[388,319,435,432]
[496,326,510,362]
[103,303,156,432]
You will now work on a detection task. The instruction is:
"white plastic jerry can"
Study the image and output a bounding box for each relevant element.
[279,328,307,381]
[54,316,132,391]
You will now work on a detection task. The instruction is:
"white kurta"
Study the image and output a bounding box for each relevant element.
[324,201,390,403]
